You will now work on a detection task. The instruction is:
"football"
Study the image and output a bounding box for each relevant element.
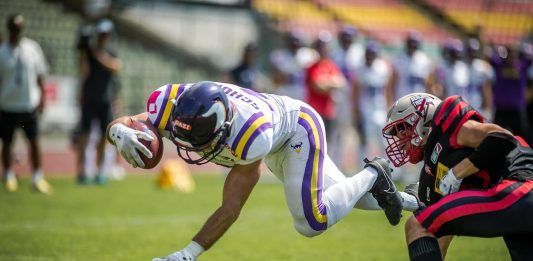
[128,120,164,169]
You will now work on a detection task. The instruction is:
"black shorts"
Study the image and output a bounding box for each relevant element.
[80,102,113,135]
[415,180,533,259]
[0,110,39,142]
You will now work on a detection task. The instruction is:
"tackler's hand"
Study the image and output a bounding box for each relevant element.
[439,169,462,196]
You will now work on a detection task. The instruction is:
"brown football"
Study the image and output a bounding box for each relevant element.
[128,120,164,169]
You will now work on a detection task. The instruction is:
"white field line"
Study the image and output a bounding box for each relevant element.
[0,254,95,261]
[0,214,201,232]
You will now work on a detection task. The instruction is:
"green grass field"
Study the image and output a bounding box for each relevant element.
[0,174,509,261]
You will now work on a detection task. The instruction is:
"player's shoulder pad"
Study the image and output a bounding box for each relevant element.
[146,83,191,131]
[230,111,273,164]
[434,95,467,127]
[433,95,484,148]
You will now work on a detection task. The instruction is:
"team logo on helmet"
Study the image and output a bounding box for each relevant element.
[174,119,192,131]
[410,94,437,123]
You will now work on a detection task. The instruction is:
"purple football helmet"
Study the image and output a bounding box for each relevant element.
[170,81,232,165]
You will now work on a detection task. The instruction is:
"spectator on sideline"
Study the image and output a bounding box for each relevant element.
[434,39,469,99]
[464,38,493,118]
[330,25,364,168]
[305,31,346,162]
[226,43,260,91]
[269,30,315,101]
[0,14,52,194]
[525,43,533,144]
[352,41,393,159]
[390,31,434,99]
[489,44,531,139]
[75,19,122,185]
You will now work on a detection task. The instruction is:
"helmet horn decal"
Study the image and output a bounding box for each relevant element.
[202,101,226,131]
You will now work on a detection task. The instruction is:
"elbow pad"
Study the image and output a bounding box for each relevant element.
[468,132,517,170]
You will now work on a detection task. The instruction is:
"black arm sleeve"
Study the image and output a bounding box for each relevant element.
[468,132,517,171]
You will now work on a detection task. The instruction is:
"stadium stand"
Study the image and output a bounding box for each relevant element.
[422,0,533,45]
[253,0,455,45]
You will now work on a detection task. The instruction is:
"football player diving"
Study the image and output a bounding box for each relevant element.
[106,81,422,260]
[381,93,533,260]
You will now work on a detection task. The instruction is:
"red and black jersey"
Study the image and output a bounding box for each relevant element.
[418,95,533,206]
[418,96,487,205]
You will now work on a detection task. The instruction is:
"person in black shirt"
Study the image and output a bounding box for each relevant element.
[382,93,533,260]
[227,43,259,91]
[75,19,122,184]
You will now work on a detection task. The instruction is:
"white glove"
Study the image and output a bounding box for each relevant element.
[109,123,154,168]
[152,242,204,261]
[152,249,195,261]
[439,169,462,196]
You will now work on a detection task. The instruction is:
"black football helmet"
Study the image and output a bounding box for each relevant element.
[170,81,232,165]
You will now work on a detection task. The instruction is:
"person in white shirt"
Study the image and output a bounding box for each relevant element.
[434,39,470,99]
[353,41,393,159]
[269,30,315,101]
[465,38,493,118]
[0,14,51,194]
[391,31,434,99]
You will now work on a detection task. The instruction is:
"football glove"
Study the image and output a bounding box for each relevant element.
[152,242,204,261]
[439,169,462,196]
[152,249,195,261]
[108,123,153,168]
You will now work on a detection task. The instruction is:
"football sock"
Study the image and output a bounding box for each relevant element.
[401,192,421,212]
[5,169,15,180]
[32,169,44,183]
[408,236,442,261]
[323,167,377,227]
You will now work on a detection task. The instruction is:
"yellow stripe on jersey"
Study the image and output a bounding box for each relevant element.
[234,115,269,159]
[158,84,181,129]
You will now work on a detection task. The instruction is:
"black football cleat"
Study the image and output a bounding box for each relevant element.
[364,157,403,226]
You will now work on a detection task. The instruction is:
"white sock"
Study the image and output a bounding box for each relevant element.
[32,169,44,183]
[400,192,421,212]
[323,167,378,228]
[5,169,15,179]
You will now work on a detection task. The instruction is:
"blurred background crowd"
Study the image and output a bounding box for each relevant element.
[0,0,532,188]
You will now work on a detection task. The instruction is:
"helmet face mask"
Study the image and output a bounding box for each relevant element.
[170,82,232,165]
[382,93,441,167]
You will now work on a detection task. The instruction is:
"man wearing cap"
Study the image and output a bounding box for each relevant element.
[75,19,122,184]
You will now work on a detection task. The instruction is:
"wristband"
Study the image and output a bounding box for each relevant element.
[185,241,205,257]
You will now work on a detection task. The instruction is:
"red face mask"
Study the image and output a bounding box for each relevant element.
[382,113,424,167]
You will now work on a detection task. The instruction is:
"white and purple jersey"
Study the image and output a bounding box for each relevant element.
[439,60,470,99]
[146,82,300,167]
[393,50,433,99]
[467,58,493,111]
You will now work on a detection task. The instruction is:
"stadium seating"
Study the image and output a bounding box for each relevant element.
[423,0,533,45]
[253,0,455,45]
